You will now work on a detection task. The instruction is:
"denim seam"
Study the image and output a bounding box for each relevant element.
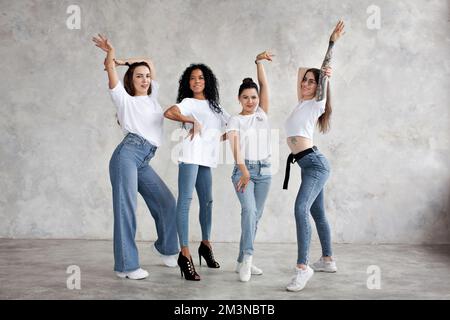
[297,171,319,265]
[197,166,212,241]
[116,146,127,272]
[177,163,199,247]
[140,162,167,254]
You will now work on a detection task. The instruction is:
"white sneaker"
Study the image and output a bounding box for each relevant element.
[152,244,178,268]
[286,266,314,292]
[239,255,252,282]
[311,257,337,273]
[235,262,263,275]
[115,268,149,280]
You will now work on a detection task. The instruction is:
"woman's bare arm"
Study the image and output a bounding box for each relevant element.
[316,20,345,101]
[92,34,119,89]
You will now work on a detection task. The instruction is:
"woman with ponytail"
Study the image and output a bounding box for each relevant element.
[226,51,273,282]
[93,35,179,280]
[283,21,345,292]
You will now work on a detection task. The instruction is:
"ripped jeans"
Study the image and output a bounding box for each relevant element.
[176,163,213,247]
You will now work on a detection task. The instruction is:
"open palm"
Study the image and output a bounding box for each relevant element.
[92,34,113,52]
[330,20,345,42]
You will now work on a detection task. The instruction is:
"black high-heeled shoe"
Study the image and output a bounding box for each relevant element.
[198,242,220,268]
[177,252,200,281]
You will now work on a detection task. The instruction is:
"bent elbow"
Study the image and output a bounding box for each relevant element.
[163,109,171,119]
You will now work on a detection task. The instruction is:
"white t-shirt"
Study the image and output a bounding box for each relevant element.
[109,80,164,147]
[226,107,271,161]
[284,99,326,139]
[176,98,230,168]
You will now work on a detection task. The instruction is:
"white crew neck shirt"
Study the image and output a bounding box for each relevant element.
[285,99,326,140]
[176,98,230,168]
[226,107,271,161]
[109,80,163,146]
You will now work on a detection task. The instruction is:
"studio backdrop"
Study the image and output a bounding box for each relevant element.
[0,0,448,244]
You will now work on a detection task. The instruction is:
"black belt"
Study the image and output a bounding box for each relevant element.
[282,146,318,190]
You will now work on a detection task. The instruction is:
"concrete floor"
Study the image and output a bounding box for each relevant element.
[0,239,449,300]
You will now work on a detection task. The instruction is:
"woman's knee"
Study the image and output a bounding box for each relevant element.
[241,205,257,218]
[294,205,309,217]
[199,198,213,209]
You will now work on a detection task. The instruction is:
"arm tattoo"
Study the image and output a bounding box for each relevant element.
[290,137,298,145]
[316,41,334,101]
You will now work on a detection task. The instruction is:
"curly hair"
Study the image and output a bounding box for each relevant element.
[176,63,222,114]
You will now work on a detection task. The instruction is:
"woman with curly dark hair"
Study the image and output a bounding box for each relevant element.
[164,64,230,281]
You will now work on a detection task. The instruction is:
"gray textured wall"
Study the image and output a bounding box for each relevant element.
[1,0,449,244]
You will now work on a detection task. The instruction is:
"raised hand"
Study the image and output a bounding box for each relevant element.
[330,20,345,42]
[92,34,114,52]
[256,50,275,62]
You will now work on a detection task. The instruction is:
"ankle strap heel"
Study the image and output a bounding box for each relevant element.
[177,252,201,281]
[198,242,220,268]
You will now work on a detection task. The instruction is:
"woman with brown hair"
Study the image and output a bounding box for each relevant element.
[283,21,345,291]
[93,34,178,279]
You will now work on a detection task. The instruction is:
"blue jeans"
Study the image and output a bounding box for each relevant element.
[295,150,332,265]
[109,133,178,272]
[176,163,213,247]
[231,160,271,263]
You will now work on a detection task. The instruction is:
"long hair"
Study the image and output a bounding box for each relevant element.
[116,62,152,127]
[305,68,332,133]
[123,62,152,96]
[176,63,222,114]
[238,77,259,96]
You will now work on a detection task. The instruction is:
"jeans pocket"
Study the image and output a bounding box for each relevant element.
[233,165,246,178]
[124,137,141,146]
[231,166,238,177]
[260,166,272,176]
[231,170,242,184]
[260,162,272,176]
[297,153,313,167]
[144,150,156,163]
[316,155,330,172]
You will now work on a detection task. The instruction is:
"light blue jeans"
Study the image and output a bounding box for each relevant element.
[109,133,178,272]
[176,163,213,247]
[295,149,332,265]
[231,160,271,263]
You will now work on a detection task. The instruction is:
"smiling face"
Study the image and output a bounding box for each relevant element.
[189,68,205,98]
[132,65,151,96]
[239,88,259,114]
[301,71,318,100]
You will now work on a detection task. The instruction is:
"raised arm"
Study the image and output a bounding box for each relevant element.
[316,20,345,101]
[92,34,118,89]
[255,50,274,114]
[115,57,157,80]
